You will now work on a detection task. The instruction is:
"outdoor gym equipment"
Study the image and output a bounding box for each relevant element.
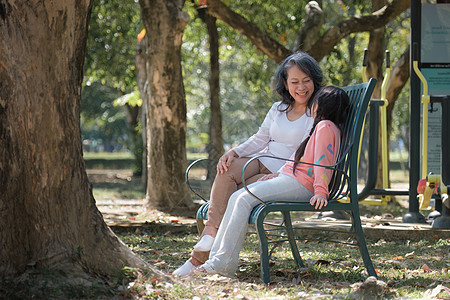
[413,43,450,228]
[357,49,409,206]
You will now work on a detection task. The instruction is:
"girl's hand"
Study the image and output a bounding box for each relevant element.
[258,172,279,181]
[310,194,328,209]
[217,150,238,174]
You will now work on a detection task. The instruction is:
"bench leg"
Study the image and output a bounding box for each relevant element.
[256,217,271,284]
[282,211,305,268]
[352,214,377,277]
[196,218,205,235]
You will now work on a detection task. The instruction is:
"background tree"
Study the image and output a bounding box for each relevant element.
[0,0,154,283]
[197,5,224,178]
[138,0,194,212]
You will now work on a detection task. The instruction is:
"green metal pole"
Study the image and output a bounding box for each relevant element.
[403,0,426,223]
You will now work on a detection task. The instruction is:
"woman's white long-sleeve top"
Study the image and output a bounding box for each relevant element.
[232,101,314,173]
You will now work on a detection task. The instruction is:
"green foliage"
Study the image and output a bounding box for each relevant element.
[82,0,412,162]
[183,0,411,151]
[81,83,130,152]
[114,90,142,107]
[84,0,141,93]
[83,0,143,172]
[183,1,283,148]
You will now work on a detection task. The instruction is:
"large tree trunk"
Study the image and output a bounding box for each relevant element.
[0,1,145,277]
[139,0,194,213]
[198,8,224,179]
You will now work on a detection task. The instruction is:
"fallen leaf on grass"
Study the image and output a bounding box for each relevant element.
[405,251,416,259]
[422,264,431,272]
[150,275,161,285]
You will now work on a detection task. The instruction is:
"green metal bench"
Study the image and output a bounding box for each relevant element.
[185,79,378,283]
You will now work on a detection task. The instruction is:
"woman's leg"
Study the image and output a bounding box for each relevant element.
[175,158,270,275]
[201,174,313,277]
[191,158,270,265]
[206,158,270,232]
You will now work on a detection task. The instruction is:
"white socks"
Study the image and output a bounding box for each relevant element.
[173,235,216,277]
[193,235,215,252]
[173,260,195,277]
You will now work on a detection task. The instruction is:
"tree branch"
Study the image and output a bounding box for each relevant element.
[295,1,324,53]
[204,0,291,63]
[205,0,409,63]
[309,0,410,61]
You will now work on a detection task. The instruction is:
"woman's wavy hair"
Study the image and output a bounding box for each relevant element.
[274,51,323,113]
[292,86,350,172]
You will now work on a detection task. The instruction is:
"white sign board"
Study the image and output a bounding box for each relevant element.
[421,4,450,174]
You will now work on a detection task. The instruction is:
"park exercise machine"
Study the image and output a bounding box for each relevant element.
[354,1,450,229]
[353,49,409,207]
[413,43,450,228]
[404,0,450,228]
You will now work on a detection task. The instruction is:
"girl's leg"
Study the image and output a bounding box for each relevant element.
[201,174,313,277]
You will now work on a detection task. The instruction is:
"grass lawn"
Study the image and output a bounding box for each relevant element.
[85,155,447,299]
[6,152,445,299]
[115,229,449,299]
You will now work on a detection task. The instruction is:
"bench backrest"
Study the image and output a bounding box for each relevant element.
[327,78,377,202]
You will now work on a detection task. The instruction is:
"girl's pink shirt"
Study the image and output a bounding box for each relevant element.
[281,120,341,198]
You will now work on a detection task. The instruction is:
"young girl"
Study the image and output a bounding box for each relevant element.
[193,86,350,277]
[174,52,323,277]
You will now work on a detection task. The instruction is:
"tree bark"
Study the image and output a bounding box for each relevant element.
[139,0,194,213]
[0,1,146,276]
[386,46,410,136]
[198,8,224,179]
[294,1,324,53]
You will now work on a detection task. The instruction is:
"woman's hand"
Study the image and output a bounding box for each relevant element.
[217,150,238,174]
[258,172,279,181]
[310,194,328,209]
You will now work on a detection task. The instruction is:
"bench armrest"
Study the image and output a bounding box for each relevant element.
[185,158,212,202]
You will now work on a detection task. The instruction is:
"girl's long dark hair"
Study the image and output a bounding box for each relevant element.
[274,51,323,114]
[292,86,350,172]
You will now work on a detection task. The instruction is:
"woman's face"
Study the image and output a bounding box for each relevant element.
[285,65,315,108]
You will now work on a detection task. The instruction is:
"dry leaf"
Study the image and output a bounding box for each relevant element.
[422,264,431,272]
